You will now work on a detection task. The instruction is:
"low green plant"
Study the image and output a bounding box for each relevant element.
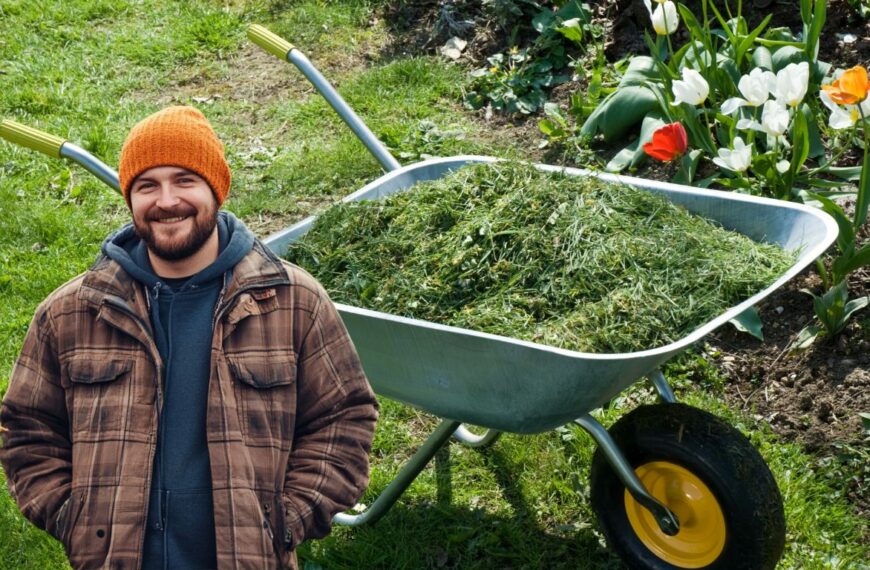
[465,0,599,114]
[845,0,870,19]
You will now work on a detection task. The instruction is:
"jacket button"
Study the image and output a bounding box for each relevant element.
[96,529,105,538]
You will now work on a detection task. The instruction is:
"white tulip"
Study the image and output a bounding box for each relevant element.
[819,89,870,130]
[737,99,790,137]
[672,68,710,106]
[772,62,809,107]
[776,160,791,174]
[644,0,679,35]
[721,67,775,114]
[712,137,752,173]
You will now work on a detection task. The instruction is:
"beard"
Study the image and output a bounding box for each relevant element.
[133,201,218,261]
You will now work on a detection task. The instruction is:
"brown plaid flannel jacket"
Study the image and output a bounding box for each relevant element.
[0,240,378,569]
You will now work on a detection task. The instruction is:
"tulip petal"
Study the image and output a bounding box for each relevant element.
[721,97,746,115]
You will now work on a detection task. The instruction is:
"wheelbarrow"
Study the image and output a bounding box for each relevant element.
[0,23,838,568]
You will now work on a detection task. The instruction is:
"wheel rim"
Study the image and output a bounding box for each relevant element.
[624,461,727,568]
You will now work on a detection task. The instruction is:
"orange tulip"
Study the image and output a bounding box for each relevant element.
[821,65,870,105]
[643,122,688,162]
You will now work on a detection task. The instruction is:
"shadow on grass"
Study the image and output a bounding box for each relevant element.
[300,444,625,570]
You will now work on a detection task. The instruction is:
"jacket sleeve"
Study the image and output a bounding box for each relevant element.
[281,291,378,549]
[0,303,72,541]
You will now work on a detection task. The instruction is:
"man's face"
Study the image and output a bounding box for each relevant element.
[129,166,218,261]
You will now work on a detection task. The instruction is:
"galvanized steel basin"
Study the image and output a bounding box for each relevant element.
[263,156,838,434]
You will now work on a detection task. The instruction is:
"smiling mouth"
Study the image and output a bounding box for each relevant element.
[154,216,189,224]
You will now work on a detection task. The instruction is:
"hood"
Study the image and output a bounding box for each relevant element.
[101,211,256,291]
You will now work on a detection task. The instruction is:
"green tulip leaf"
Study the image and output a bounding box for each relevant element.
[729,307,764,341]
[580,85,659,142]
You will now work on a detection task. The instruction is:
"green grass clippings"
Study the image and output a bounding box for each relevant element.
[287,162,796,353]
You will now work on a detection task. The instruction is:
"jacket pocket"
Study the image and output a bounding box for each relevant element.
[228,354,297,448]
[67,358,133,435]
[55,489,85,552]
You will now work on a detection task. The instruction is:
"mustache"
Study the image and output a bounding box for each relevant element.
[145,204,197,221]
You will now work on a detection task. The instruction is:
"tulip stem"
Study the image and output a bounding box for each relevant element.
[702,107,717,154]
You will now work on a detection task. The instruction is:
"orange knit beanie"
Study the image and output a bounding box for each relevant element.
[118,106,231,206]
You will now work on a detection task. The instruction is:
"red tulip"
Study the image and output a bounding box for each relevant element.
[643,122,688,162]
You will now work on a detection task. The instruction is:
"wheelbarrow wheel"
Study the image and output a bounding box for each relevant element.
[589,403,785,570]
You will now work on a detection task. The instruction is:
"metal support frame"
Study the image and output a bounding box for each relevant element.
[333,419,461,526]
[647,369,677,403]
[452,425,501,448]
[574,414,680,536]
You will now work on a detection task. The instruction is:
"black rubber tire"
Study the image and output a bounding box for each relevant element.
[589,403,785,570]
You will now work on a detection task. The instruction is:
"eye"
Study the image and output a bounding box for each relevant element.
[134,181,156,193]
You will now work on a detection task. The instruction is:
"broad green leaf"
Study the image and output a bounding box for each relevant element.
[556,18,584,44]
[855,141,870,228]
[605,112,666,172]
[676,5,712,53]
[841,243,870,275]
[788,106,811,189]
[805,179,846,190]
[706,1,736,44]
[842,295,870,323]
[771,46,807,71]
[672,149,702,185]
[800,0,812,23]
[619,56,659,86]
[801,103,825,158]
[605,139,642,173]
[804,0,826,61]
[579,85,659,142]
[729,307,764,341]
[791,323,821,350]
[828,166,862,181]
[631,112,667,167]
[532,10,555,33]
[752,46,773,71]
[800,190,855,252]
[737,14,772,65]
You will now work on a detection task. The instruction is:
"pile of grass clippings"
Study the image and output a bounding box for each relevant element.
[286,162,796,353]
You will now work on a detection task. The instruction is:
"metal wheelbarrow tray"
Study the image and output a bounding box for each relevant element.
[0,24,839,570]
[266,155,833,434]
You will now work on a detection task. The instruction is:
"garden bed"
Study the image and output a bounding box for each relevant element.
[380,0,870,525]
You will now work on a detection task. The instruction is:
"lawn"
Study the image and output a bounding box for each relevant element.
[0,1,867,568]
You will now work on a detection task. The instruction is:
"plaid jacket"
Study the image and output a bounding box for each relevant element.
[0,240,378,569]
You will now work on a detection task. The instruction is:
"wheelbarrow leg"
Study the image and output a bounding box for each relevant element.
[333,419,461,527]
[647,369,677,403]
[452,424,501,448]
[574,414,680,536]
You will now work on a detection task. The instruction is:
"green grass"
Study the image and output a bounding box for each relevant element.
[286,161,796,353]
[0,1,867,569]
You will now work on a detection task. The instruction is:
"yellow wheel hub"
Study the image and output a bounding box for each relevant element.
[624,461,726,568]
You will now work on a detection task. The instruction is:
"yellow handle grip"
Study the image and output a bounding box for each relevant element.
[0,119,66,158]
[247,24,295,60]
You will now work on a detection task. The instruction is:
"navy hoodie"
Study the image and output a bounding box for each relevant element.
[102,212,255,570]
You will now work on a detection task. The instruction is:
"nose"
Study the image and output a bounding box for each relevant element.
[154,183,180,209]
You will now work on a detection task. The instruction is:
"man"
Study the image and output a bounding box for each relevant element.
[0,106,379,569]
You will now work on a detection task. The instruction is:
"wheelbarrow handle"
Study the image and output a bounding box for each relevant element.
[0,118,120,192]
[247,24,295,61]
[1,119,66,158]
[246,24,402,173]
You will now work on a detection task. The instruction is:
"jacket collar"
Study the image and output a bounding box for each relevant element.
[79,239,291,310]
